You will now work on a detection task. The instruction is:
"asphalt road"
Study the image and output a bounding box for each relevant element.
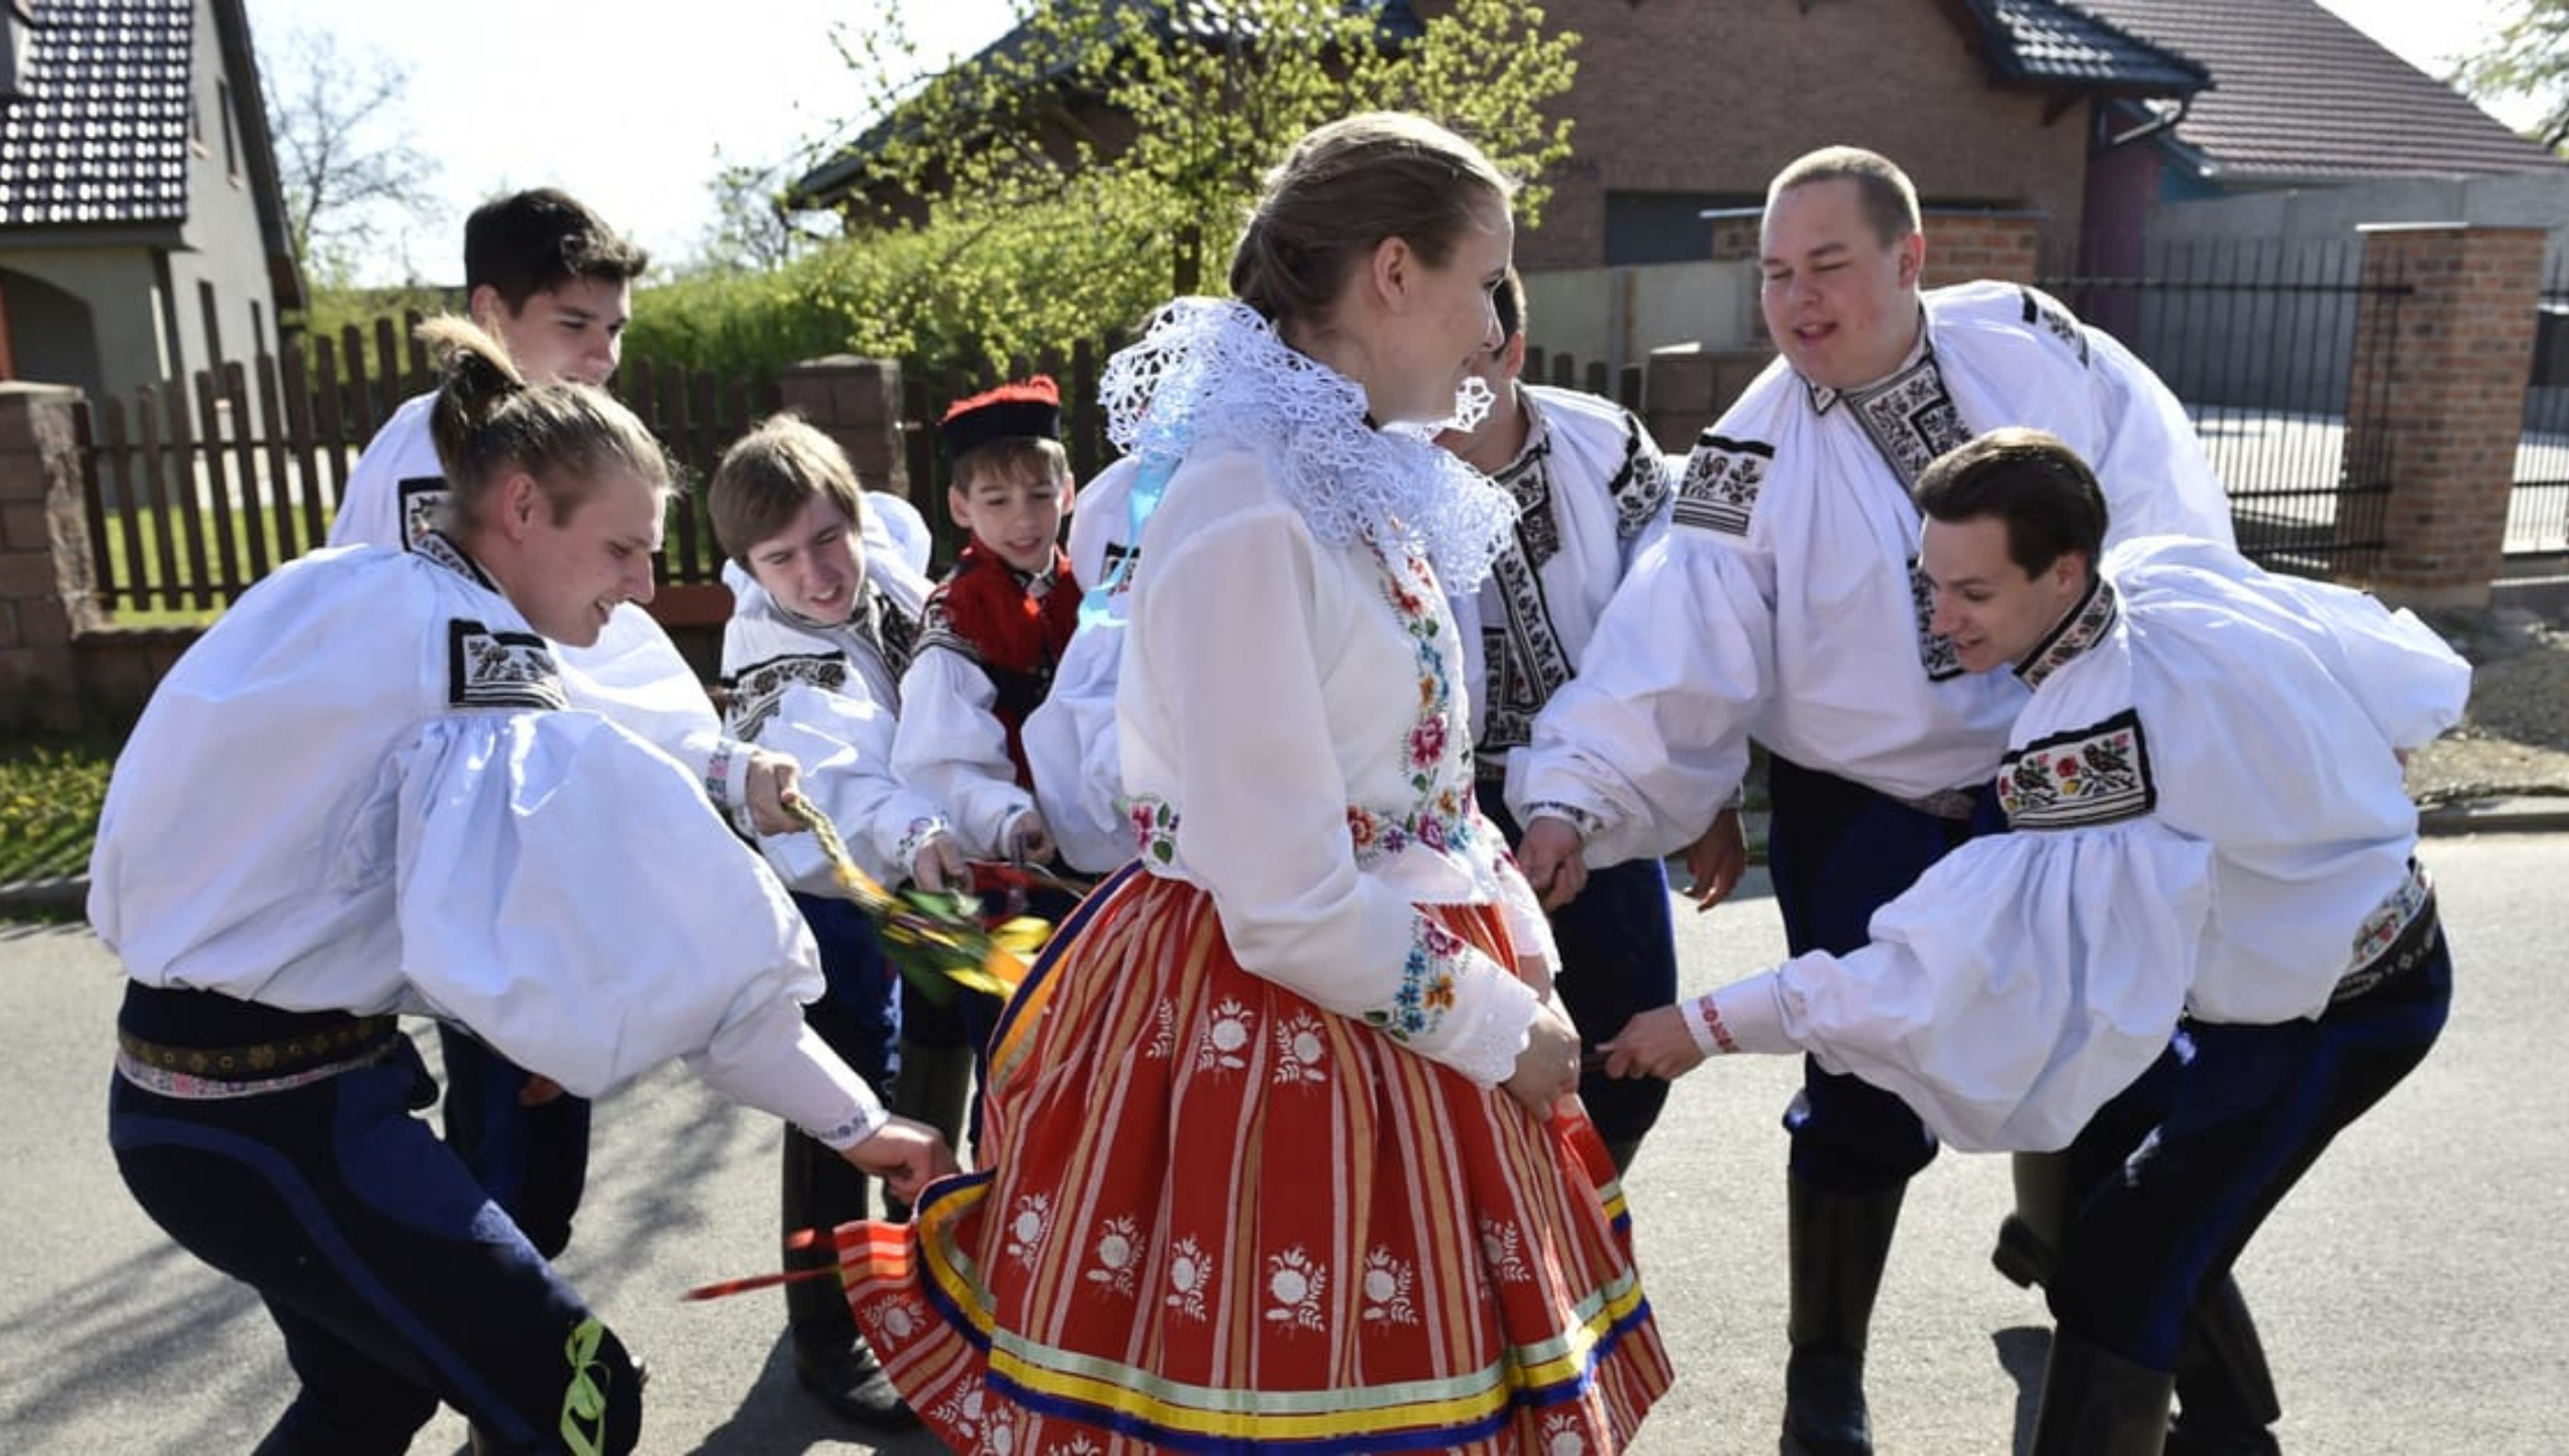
[3,833,2561,1454]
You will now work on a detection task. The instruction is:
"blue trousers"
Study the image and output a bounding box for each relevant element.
[1764,755,2000,1191]
[437,1028,590,1260]
[784,894,905,1341]
[109,995,641,1455]
[793,891,903,1097]
[2049,921,2452,1369]
[1479,784,1680,1150]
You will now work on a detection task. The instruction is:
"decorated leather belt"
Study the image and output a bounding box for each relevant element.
[116,1014,400,1100]
[1899,786,1984,822]
[2330,861,2438,1006]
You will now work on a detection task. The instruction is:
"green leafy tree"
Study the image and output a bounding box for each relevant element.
[630,0,1577,377]
[2453,0,2569,152]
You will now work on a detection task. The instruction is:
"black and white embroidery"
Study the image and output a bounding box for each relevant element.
[1997,707,2154,830]
[1477,442,1575,758]
[1610,414,1675,543]
[911,595,983,667]
[446,619,568,711]
[1496,441,1562,569]
[726,650,851,739]
[1844,350,1972,490]
[1907,557,1964,682]
[397,477,451,551]
[2020,288,2091,367]
[1837,350,1972,678]
[1673,434,1773,536]
[413,531,495,592]
[2016,576,2119,690]
[859,585,920,683]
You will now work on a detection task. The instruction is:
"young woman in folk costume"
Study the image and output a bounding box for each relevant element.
[844,111,1673,1454]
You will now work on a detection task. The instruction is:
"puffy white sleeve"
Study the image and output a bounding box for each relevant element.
[1509,528,1768,866]
[1693,822,2205,1152]
[1140,508,1540,1086]
[325,409,420,551]
[1023,612,1135,874]
[756,684,951,891]
[2085,327,2238,550]
[2112,537,2469,751]
[392,710,885,1148]
[893,650,1035,858]
[556,605,726,765]
[862,491,935,580]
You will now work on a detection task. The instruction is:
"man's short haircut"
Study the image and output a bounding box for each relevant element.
[1768,146,1921,248]
[708,411,870,567]
[463,189,651,314]
[1914,428,2109,577]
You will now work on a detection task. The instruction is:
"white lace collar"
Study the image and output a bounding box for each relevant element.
[1098,297,1519,592]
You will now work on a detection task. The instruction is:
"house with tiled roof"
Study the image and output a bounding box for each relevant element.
[2073,0,2567,275]
[0,0,302,405]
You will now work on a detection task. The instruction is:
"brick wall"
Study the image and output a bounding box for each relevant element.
[1496,0,2091,269]
[2342,224,2549,606]
[0,383,98,731]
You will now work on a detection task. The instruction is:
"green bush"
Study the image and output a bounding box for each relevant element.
[630,187,1181,380]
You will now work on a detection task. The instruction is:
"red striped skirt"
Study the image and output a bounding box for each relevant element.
[841,864,1674,1452]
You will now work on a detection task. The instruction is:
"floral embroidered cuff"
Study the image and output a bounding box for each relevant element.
[705,737,759,839]
[894,815,951,880]
[805,1099,891,1151]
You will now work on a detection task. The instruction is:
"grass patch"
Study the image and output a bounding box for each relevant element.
[91,505,335,628]
[0,738,116,885]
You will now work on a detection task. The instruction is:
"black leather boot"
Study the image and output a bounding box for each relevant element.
[1779,1177,1906,1456]
[782,1126,917,1432]
[1992,1150,2074,1289]
[2031,1327,2175,1456]
[2164,1273,2283,1455]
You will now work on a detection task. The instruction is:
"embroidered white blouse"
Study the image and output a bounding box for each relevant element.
[1686,536,2469,1151]
[1513,282,2239,865]
[87,543,888,1149]
[1103,300,1557,1088]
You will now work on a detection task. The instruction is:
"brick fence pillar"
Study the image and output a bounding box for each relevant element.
[0,383,102,731]
[779,355,910,505]
[2342,223,2547,607]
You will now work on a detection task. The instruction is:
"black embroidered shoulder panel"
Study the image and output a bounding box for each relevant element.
[397,476,450,551]
[1673,434,1774,537]
[1997,707,2154,831]
[1610,411,1674,543]
[726,650,851,739]
[446,619,568,711]
[2019,288,2091,367]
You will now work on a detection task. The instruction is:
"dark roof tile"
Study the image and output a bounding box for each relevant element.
[1969,0,2209,93]
[0,0,195,228]
[2074,0,2563,179]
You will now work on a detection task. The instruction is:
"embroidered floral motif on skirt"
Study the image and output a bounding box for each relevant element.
[844,863,1674,1453]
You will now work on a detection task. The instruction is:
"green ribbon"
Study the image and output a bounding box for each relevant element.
[560,1316,611,1456]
